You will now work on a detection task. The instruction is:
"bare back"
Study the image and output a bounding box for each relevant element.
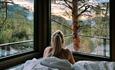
[43,47,75,64]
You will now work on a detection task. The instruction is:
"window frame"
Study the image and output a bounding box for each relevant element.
[71,0,112,61]
[50,0,112,61]
[0,0,114,69]
[110,0,115,61]
[0,0,50,69]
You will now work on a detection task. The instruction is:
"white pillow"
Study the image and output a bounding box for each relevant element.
[40,57,72,70]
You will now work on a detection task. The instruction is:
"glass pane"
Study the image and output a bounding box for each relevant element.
[0,0,34,57]
[51,0,72,46]
[51,0,110,57]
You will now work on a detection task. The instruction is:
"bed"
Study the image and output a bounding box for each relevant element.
[16,57,115,70]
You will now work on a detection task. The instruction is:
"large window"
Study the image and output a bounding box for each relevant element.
[51,0,110,57]
[0,0,34,58]
[0,1,50,69]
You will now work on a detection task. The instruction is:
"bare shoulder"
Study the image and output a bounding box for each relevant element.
[45,47,52,50]
[44,47,52,54]
[43,47,52,57]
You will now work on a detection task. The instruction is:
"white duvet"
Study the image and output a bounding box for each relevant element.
[73,61,115,70]
[16,57,115,70]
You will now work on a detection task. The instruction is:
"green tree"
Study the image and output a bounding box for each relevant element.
[0,0,33,44]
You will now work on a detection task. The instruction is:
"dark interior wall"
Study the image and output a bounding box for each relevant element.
[110,0,115,61]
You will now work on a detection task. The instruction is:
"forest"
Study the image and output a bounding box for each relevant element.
[0,0,33,44]
[51,0,110,57]
[0,0,33,57]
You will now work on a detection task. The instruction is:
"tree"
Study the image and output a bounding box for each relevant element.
[0,0,33,44]
[61,0,95,50]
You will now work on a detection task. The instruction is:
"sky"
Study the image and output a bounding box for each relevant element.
[12,0,34,12]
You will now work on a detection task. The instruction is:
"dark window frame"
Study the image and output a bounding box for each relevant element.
[1,0,115,69]
[110,0,115,61]
[72,1,112,61]
[0,0,50,69]
[50,0,112,61]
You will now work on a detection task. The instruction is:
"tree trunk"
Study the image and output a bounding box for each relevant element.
[72,0,80,51]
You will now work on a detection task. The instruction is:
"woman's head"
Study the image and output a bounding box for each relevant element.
[51,30,64,56]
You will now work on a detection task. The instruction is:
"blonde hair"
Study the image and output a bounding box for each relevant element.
[51,30,64,57]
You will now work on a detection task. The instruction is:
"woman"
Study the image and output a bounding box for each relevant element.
[43,30,75,64]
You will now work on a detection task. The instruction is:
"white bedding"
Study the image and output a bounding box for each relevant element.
[16,57,72,70]
[73,61,115,70]
[16,57,115,70]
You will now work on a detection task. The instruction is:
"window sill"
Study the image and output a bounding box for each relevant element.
[0,51,41,70]
[73,51,111,61]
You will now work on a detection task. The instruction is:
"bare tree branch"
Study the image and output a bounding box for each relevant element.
[63,0,72,9]
[78,5,90,17]
[2,0,8,24]
[66,0,72,3]
[65,10,72,18]
[51,18,72,30]
[62,3,72,9]
[0,1,14,4]
[1,0,17,24]
[78,4,86,10]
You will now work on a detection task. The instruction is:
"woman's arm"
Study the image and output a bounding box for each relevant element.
[43,47,52,58]
[69,53,75,64]
[66,49,75,64]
